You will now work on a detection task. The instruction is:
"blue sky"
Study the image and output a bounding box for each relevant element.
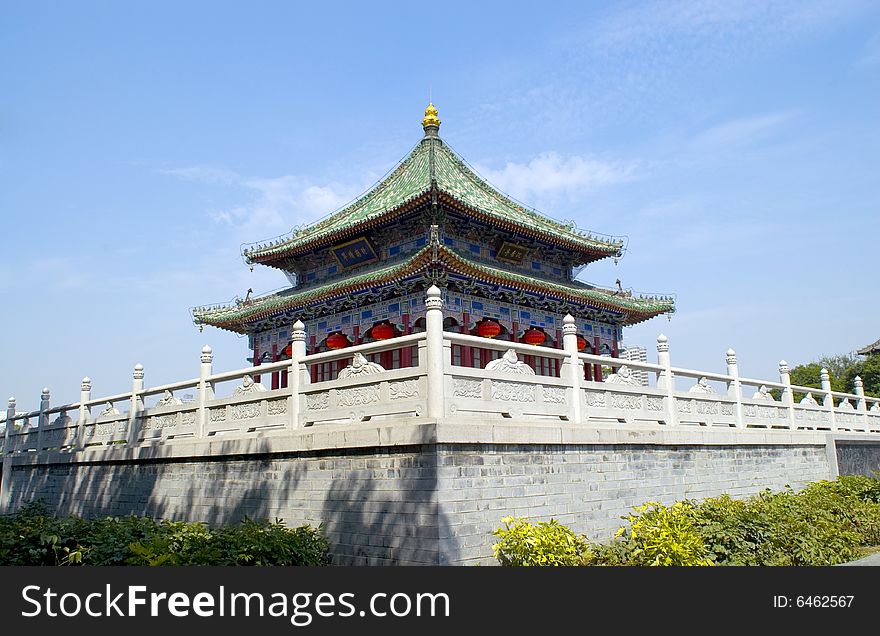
[2,0,879,408]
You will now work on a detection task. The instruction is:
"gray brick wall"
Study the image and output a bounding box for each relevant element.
[836,442,880,477]
[5,442,831,565]
[434,443,831,565]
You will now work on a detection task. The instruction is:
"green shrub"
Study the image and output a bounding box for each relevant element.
[493,476,880,567]
[601,501,714,566]
[804,475,880,504]
[799,478,880,547]
[493,516,593,566]
[692,488,861,566]
[0,503,330,566]
[128,518,331,566]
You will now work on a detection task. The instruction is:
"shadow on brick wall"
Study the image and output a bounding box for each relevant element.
[320,444,458,566]
[5,438,306,529]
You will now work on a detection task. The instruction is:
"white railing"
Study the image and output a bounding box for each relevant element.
[3,286,879,458]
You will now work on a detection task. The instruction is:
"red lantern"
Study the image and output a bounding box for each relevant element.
[370,322,395,340]
[477,319,502,338]
[523,327,546,345]
[576,335,588,352]
[324,332,349,350]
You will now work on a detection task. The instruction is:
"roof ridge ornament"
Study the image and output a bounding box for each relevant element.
[422,102,441,137]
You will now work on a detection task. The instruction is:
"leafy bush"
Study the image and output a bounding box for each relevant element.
[493,516,593,566]
[692,489,862,566]
[494,476,880,567]
[0,502,330,566]
[598,501,713,566]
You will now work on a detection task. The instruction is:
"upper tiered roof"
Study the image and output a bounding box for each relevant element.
[244,104,624,268]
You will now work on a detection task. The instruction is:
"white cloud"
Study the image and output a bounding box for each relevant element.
[459,1,870,138]
[474,152,637,202]
[159,165,239,185]
[855,31,880,69]
[691,111,798,149]
[161,167,361,232]
[592,0,867,53]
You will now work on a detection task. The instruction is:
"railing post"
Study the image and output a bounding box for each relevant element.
[0,397,15,511]
[854,376,867,411]
[37,388,50,452]
[128,363,144,446]
[76,378,91,449]
[289,320,307,428]
[198,346,214,438]
[726,349,744,428]
[853,376,869,431]
[820,367,837,431]
[561,314,582,424]
[779,360,796,430]
[656,335,677,426]
[656,334,670,389]
[3,397,15,453]
[425,285,445,419]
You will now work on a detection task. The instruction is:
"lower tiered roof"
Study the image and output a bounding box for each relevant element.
[193,244,674,334]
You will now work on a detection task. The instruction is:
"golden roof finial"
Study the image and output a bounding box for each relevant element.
[422,102,441,131]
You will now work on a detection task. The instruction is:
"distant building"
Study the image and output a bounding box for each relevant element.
[857,339,880,357]
[620,345,649,386]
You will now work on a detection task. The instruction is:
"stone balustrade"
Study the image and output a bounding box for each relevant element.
[2,287,879,459]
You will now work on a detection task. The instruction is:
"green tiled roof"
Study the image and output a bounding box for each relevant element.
[441,250,675,318]
[431,142,620,255]
[244,136,622,264]
[193,255,420,331]
[195,245,673,333]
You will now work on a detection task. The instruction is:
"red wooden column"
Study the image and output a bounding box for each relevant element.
[583,334,593,381]
[555,328,563,377]
[309,335,318,383]
[271,343,279,389]
[461,311,473,368]
[510,320,521,371]
[593,336,603,382]
[611,336,620,375]
[280,338,289,389]
[381,347,393,370]
[253,339,261,384]
[402,314,413,368]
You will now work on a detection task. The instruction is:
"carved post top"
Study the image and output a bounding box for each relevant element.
[133,363,144,380]
[201,345,213,364]
[7,396,15,409]
[778,360,790,375]
[41,387,50,399]
[725,348,737,366]
[820,367,830,383]
[425,285,443,310]
[81,377,92,392]
[656,333,669,353]
[562,313,577,335]
[292,320,306,341]
[854,375,864,389]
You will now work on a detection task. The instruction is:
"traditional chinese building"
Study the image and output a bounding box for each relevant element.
[192,104,674,384]
[858,339,880,357]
